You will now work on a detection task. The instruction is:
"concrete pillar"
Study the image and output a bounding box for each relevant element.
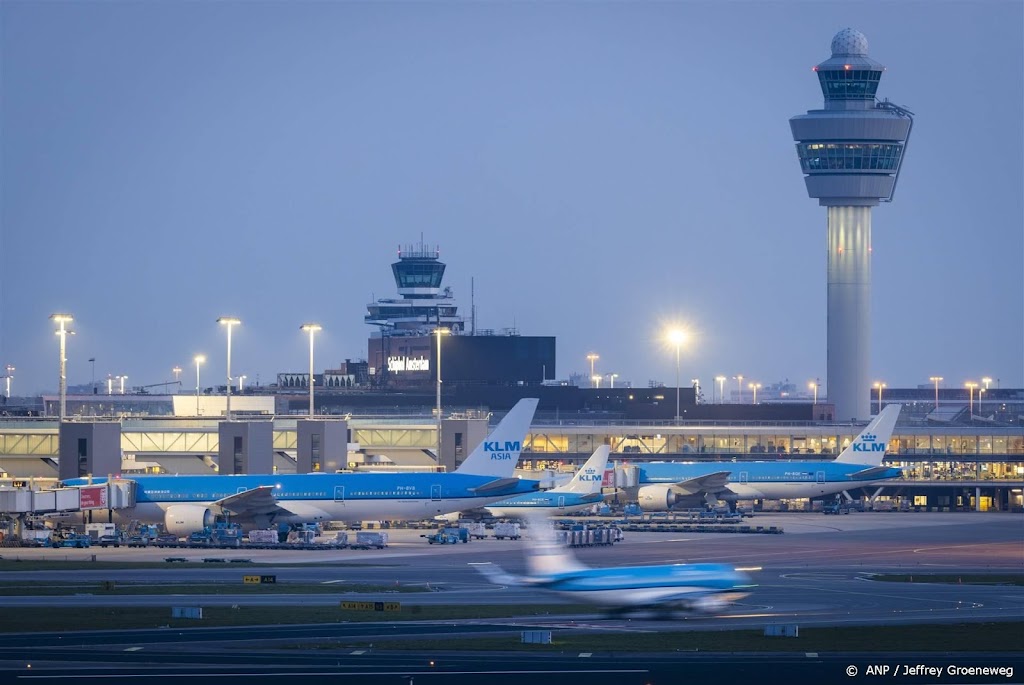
[975,486,982,512]
[58,422,122,481]
[296,419,348,473]
[217,421,273,474]
[439,416,489,472]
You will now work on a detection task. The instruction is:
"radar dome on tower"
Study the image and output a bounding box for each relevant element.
[831,28,869,57]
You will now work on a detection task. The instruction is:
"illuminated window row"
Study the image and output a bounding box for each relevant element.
[817,70,882,99]
[797,142,903,172]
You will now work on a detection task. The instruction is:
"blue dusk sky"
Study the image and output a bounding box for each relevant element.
[1,1,1022,397]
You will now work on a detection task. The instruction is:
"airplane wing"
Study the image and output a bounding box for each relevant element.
[847,465,895,480]
[213,486,291,518]
[667,471,732,496]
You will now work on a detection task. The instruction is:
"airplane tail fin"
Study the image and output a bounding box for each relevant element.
[470,562,523,587]
[522,512,588,577]
[835,404,902,466]
[454,398,539,477]
[558,445,611,495]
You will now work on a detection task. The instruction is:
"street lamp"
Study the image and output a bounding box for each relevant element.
[3,365,13,399]
[809,379,819,405]
[117,375,128,394]
[978,387,986,415]
[929,376,943,412]
[586,354,599,387]
[50,313,73,422]
[748,382,761,404]
[873,381,886,414]
[217,317,241,420]
[107,375,113,395]
[238,375,247,393]
[172,366,182,394]
[194,354,206,416]
[667,329,686,421]
[733,375,744,404]
[434,328,450,456]
[982,377,992,390]
[715,376,726,404]
[591,374,602,389]
[608,373,618,388]
[301,323,322,418]
[965,381,978,417]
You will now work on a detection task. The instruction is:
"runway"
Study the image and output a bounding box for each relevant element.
[0,513,1021,684]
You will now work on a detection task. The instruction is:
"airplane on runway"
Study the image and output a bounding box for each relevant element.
[635,404,903,511]
[483,445,611,518]
[473,515,754,616]
[63,398,540,534]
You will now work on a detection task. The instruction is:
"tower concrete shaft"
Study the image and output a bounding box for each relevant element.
[827,206,871,421]
[790,28,912,420]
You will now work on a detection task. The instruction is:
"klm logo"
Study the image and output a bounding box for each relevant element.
[485,440,521,460]
[853,433,886,452]
[578,469,602,482]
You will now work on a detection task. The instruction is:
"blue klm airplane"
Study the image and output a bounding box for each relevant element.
[474,514,754,615]
[484,445,611,518]
[635,404,903,511]
[64,399,540,533]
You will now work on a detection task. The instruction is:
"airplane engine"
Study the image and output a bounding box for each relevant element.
[164,504,214,536]
[690,595,729,614]
[637,485,676,511]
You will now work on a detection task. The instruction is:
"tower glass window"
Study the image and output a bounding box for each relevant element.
[817,70,882,100]
[797,142,903,172]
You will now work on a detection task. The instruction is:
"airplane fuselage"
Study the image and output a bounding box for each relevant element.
[485,492,598,518]
[538,562,752,610]
[640,461,902,500]
[66,472,540,526]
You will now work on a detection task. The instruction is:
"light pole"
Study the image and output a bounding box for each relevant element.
[50,313,73,422]
[982,377,992,390]
[434,328,450,456]
[609,373,618,388]
[978,387,986,415]
[734,375,744,404]
[965,381,978,416]
[301,323,322,418]
[194,355,206,416]
[107,375,113,395]
[715,376,726,404]
[117,375,128,394]
[217,317,241,420]
[667,329,686,421]
[809,379,819,405]
[238,375,247,393]
[929,376,943,412]
[3,365,13,399]
[873,381,886,414]
[591,374,602,389]
[749,382,761,404]
[88,358,96,394]
[586,354,599,387]
[173,366,182,394]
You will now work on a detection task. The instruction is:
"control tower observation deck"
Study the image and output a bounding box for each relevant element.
[790,28,913,421]
[365,243,465,336]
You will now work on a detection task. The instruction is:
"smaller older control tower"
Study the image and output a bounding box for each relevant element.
[790,28,913,421]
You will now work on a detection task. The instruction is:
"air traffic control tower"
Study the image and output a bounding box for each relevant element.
[790,28,913,421]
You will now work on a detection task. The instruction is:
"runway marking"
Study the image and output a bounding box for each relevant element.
[321,580,345,585]
[350,649,367,655]
[122,647,142,652]
[578,653,592,658]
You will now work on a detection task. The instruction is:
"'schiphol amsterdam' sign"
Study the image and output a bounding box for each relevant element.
[387,356,430,373]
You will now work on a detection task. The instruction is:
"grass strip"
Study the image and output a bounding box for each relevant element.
[302,622,1024,653]
[871,574,1024,586]
[0,604,590,633]
[0,581,429,596]
[0,560,399,572]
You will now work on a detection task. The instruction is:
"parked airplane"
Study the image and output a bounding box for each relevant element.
[63,398,540,533]
[483,445,611,518]
[473,515,754,615]
[634,404,903,511]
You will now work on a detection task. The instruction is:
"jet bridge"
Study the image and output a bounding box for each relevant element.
[0,479,136,515]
